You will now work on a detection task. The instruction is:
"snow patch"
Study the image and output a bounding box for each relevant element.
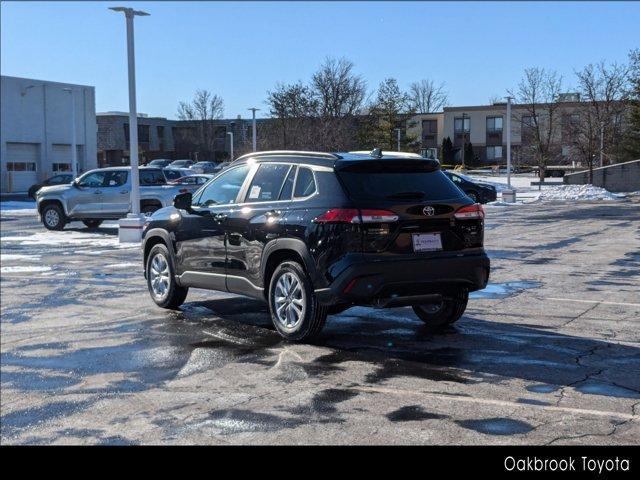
[1,230,131,249]
[107,262,140,269]
[0,253,42,262]
[1,265,52,274]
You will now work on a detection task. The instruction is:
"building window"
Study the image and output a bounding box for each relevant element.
[570,113,580,124]
[6,162,37,172]
[521,115,538,128]
[123,124,150,143]
[422,119,437,135]
[486,116,503,132]
[454,117,470,133]
[157,126,165,138]
[562,146,570,156]
[486,146,503,160]
[52,163,72,172]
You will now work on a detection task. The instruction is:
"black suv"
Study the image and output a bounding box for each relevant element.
[142,151,490,341]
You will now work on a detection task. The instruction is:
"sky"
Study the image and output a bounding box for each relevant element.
[2,1,638,119]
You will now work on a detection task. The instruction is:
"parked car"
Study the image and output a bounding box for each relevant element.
[142,150,490,341]
[162,168,194,182]
[147,159,172,168]
[167,174,214,192]
[443,171,497,204]
[36,167,189,231]
[28,174,73,200]
[190,161,219,174]
[167,159,194,169]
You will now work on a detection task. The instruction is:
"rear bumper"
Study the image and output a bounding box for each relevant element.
[316,251,490,307]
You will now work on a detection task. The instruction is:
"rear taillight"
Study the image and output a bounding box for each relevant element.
[454,204,485,220]
[313,208,398,224]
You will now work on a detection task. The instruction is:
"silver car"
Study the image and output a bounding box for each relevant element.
[36,167,189,230]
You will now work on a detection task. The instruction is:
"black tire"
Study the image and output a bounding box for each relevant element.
[141,204,160,217]
[146,243,188,309]
[412,289,469,332]
[82,219,103,229]
[41,204,66,231]
[268,260,328,342]
[466,191,479,203]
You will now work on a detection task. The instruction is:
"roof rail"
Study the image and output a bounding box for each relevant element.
[348,150,423,159]
[236,150,341,161]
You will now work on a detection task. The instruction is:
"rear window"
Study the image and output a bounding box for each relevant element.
[337,163,463,201]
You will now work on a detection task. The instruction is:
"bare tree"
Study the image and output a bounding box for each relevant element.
[176,90,225,159]
[265,82,318,149]
[622,49,640,160]
[509,68,563,175]
[311,57,367,117]
[408,79,448,113]
[572,61,630,181]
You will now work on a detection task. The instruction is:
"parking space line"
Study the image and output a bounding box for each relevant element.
[350,385,637,421]
[543,297,640,308]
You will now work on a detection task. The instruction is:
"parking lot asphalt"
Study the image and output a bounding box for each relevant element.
[1,200,639,445]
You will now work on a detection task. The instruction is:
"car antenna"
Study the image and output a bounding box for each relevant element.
[370,148,383,159]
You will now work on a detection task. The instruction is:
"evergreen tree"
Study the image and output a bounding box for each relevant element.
[464,142,476,167]
[367,78,414,151]
[441,137,454,164]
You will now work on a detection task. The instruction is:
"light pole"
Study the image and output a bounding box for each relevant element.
[110,6,149,242]
[227,131,234,160]
[395,128,401,151]
[505,96,513,188]
[460,113,468,169]
[599,122,604,167]
[62,88,78,180]
[248,108,259,152]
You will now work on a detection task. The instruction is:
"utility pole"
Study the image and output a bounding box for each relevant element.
[395,128,401,151]
[248,108,259,152]
[110,6,149,242]
[461,113,468,169]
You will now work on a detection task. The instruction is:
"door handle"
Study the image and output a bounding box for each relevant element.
[120,189,129,194]
[215,213,228,222]
[94,190,102,194]
[266,209,282,217]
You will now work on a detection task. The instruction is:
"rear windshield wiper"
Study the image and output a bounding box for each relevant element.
[385,191,425,200]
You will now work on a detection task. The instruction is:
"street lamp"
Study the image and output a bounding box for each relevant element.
[395,128,401,152]
[248,108,259,152]
[62,88,78,180]
[227,131,234,161]
[110,6,149,242]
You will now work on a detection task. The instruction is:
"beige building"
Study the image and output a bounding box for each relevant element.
[409,95,625,166]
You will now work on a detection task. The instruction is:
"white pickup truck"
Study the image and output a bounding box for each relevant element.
[36,167,191,230]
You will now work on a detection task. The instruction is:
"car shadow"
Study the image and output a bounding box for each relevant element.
[178,297,640,397]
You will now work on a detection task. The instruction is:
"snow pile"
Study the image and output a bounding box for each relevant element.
[536,184,625,202]
[0,201,37,216]
[1,265,51,274]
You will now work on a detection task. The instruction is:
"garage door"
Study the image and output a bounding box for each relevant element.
[5,143,39,193]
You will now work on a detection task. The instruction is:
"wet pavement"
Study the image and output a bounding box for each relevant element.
[1,200,639,444]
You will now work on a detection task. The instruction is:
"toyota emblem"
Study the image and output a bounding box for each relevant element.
[423,206,435,216]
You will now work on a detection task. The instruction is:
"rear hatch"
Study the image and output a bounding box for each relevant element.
[334,159,485,253]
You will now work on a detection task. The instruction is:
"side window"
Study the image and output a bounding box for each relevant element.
[140,169,165,185]
[105,171,128,187]
[194,165,250,207]
[279,166,296,200]
[293,167,316,198]
[244,164,291,202]
[77,171,106,188]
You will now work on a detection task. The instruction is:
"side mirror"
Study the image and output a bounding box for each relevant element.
[72,179,80,188]
[173,192,193,212]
